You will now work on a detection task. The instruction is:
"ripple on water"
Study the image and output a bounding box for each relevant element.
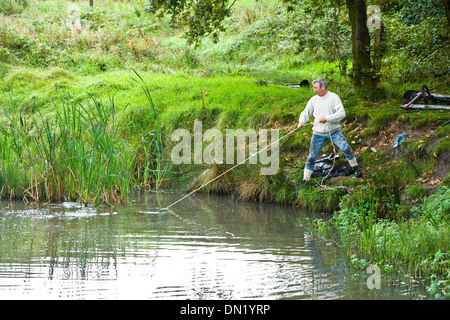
[0,194,429,300]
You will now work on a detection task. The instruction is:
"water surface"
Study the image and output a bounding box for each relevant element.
[0,192,426,299]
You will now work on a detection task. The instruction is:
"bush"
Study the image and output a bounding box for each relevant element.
[314,186,450,296]
[0,0,28,15]
[412,186,450,228]
[405,184,429,202]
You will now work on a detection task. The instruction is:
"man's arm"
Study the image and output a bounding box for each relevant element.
[298,100,314,127]
[325,95,345,123]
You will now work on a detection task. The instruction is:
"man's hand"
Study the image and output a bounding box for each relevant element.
[318,117,327,123]
[297,121,305,128]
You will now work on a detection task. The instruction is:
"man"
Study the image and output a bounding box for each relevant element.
[298,77,362,184]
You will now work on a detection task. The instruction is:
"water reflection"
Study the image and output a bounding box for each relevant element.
[0,192,425,299]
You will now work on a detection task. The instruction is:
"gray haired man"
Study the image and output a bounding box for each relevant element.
[297,78,362,183]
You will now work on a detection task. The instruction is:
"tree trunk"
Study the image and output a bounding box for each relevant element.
[346,0,376,90]
[373,20,385,75]
[90,0,94,7]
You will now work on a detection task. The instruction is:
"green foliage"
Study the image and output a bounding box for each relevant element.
[0,0,28,15]
[404,184,429,201]
[396,0,445,25]
[0,90,136,204]
[131,69,165,189]
[311,186,450,297]
[427,273,450,300]
[80,6,110,30]
[412,187,450,228]
[383,0,449,81]
[291,1,352,68]
[295,185,349,212]
[145,0,233,46]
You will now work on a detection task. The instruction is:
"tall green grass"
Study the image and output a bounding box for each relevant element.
[0,117,29,199]
[0,91,136,205]
[131,69,165,190]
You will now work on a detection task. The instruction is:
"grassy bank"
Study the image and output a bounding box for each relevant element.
[0,0,449,298]
[312,186,450,299]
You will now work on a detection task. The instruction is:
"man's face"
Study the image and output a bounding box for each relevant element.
[313,83,327,96]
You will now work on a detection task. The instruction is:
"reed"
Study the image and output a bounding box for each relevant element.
[131,69,166,190]
[0,122,28,199]
[0,93,136,205]
[0,67,175,203]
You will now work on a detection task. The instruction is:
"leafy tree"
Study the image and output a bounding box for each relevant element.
[144,0,235,45]
[382,0,449,80]
[144,0,379,90]
[144,0,448,89]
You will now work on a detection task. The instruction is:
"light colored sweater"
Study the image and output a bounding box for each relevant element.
[299,91,346,136]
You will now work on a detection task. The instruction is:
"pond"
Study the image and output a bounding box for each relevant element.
[0,192,426,300]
